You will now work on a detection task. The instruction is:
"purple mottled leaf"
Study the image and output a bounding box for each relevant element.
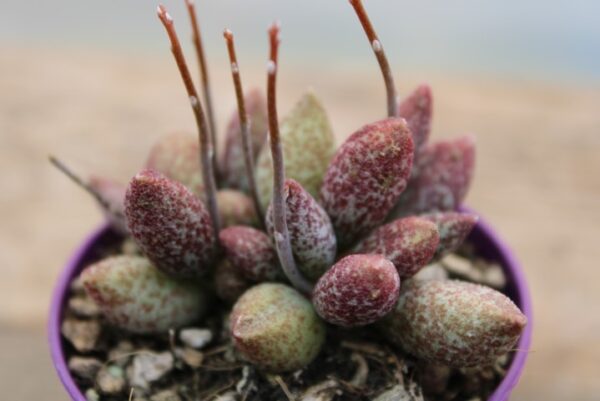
[125,169,215,278]
[353,216,439,278]
[266,179,336,281]
[422,211,478,259]
[320,118,414,247]
[312,254,400,327]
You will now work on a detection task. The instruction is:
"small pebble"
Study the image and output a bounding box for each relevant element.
[68,296,101,318]
[68,356,102,381]
[176,347,204,368]
[97,365,126,395]
[85,388,100,401]
[130,351,174,389]
[412,263,448,282]
[214,391,238,401]
[150,389,181,401]
[179,328,213,349]
[61,318,101,353]
[442,254,507,289]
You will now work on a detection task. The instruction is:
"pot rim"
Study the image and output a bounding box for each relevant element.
[48,210,533,401]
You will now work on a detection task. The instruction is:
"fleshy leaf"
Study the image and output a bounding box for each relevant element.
[81,255,206,333]
[220,89,268,191]
[125,169,215,278]
[265,179,336,281]
[255,92,335,210]
[88,176,128,235]
[312,254,400,327]
[398,84,433,156]
[145,132,204,199]
[320,117,414,247]
[380,279,527,367]
[230,283,326,372]
[422,211,478,259]
[214,260,252,304]
[391,135,475,216]
[219,226,281,282]
[352,216,439,278]
[217,189,258,228]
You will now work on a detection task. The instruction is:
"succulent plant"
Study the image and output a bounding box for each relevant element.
[380,279,527,367]
[124,169,216,278]
[56,1,527,390]
[81,255,207,333]
[255,91,336,210]
[230,283,326,371]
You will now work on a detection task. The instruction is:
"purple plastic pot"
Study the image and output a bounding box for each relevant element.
[48,211,533,401]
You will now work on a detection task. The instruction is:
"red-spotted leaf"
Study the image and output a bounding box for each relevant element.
[265,179,336,281]
[124,169,215,278]
[217,190,258,228]
[422,211,478,259]
[380,279,527,367]
[88,176,128,235]
[82,255,206,334]
[392,135,475,216]
[312,254,400,327]
[214,260,252,304]
[399,84,433,155]
[146,132,204,199]
[220,89,268,191]
[353,217,439,278]
[320,118,414,247]
[219,226,281,282]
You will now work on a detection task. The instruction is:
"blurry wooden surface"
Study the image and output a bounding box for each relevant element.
[0,48,599,400]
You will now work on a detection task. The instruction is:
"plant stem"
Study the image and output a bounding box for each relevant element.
[157,4,221,238]
[184,0,219,182]
[223,29,265,227]
[267,22,313,295]
[349,0,399,117]
[48,156,114,214]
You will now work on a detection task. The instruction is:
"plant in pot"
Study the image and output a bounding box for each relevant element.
[49,1,532,400]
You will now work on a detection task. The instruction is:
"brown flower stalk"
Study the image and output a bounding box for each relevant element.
[349,0,399,117]
[223,29,264,225]
[157,4,221,237]
[184,0,219,181]
[267,22,313,294]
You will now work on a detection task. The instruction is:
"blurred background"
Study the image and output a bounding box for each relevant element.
[1,0,599,399]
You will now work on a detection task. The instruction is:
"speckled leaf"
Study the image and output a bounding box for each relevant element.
[312,254,400,327]
[230,283,326,372]
[145,132,204,199]
[81,255,206,334]
[217,190,258,228]
[399,84,433,156]
[320,118,414,247]
[124,169,215,278]
[219,226,281,282]
[422,211,478,260]
[88,176,128,235]
[352,217,439,278]
[380,279,527,367]
[220,89,268,191]
[214,260,252,304]
[265,179,336,281]
[392,135,475,217]
[255,92,335,210]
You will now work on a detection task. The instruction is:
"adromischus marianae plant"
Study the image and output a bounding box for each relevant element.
[52,0,527,376]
